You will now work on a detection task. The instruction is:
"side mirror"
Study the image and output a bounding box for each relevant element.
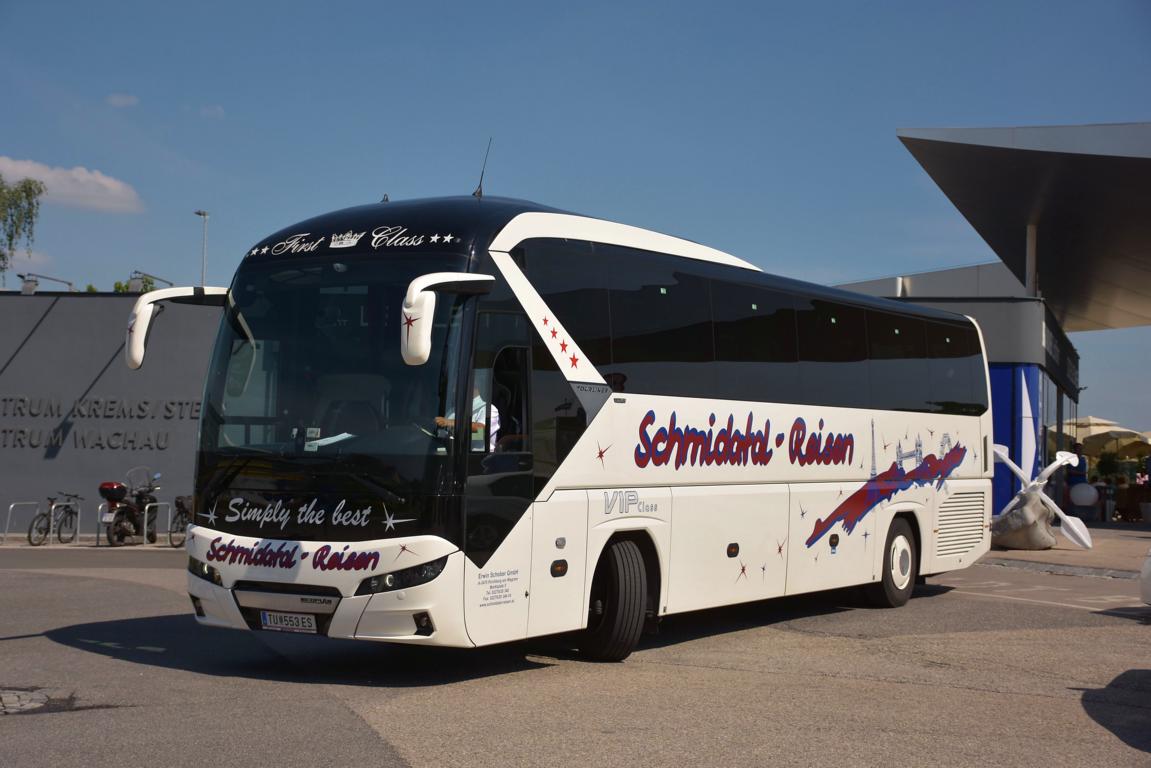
[401,273,494,365]
[126,286,228,369]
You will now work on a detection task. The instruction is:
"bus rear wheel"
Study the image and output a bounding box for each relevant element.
[580,539,647,662]
[865,517,917,608]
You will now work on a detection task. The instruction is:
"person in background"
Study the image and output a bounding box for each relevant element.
[1067,443,1088,488]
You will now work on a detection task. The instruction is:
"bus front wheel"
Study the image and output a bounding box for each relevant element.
[580,539,647,662]
[865,517,917,608]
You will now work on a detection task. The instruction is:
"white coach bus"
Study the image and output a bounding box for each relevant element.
[128,196,993,661]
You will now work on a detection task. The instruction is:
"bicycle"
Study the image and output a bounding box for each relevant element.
[27,493,83,546]
[169,495,191,548]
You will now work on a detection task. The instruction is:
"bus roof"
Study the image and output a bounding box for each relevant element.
[243,195,974,326]
[243,196,566,263]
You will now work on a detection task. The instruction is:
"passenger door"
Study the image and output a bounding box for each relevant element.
[462,312,535,645]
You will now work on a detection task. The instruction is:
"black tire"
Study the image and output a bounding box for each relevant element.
[168,513,187,549]
[27,513,49,546]
[864,517,918,608]
[56,508,77,544]
[106,510,131,547]
[580,538,647,662]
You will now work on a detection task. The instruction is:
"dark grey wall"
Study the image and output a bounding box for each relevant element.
[0,293,220,535]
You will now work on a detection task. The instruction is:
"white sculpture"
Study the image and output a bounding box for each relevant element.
[991,445,1093,551]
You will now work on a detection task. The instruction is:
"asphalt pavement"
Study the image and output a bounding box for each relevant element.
[0,541,1148,767]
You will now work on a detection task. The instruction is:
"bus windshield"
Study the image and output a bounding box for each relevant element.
[200,253,468,462]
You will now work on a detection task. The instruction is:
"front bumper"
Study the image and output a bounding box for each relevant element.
[185,525,471,647]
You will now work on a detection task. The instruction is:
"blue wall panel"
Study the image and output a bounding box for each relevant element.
[989,363,1042,515]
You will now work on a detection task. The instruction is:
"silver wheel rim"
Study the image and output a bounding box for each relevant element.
[889,535,913,592]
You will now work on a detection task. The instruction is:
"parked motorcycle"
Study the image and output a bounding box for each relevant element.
[99,466,162,546]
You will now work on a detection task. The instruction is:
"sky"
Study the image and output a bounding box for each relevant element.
[1,1,1149,429]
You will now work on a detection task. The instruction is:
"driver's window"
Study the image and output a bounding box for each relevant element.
[468,312,530,475]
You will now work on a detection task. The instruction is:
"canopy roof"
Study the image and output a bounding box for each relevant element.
[898,123,1151,332]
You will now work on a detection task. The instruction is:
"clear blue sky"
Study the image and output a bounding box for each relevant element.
[2,1,1149,428]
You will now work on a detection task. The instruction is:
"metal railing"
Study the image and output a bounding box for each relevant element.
[3,502,40,545]
[143,502,170,545]
[95,501,109,547]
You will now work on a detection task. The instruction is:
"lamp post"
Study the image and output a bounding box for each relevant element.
[194,209,209,286]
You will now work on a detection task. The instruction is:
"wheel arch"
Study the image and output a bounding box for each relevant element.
[874,503,928,577]
[587,525,665,626]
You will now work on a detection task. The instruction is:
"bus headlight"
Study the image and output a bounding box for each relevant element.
[187,556,223,586]
[355,555,448,595]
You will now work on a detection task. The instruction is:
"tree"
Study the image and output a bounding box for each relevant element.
[0,173,47,285]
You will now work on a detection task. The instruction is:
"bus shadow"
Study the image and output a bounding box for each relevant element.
[46,614,551,687]
[531,584,955,657]
[1077,669,1151,753]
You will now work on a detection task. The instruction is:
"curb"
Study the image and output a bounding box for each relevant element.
[979,557,1138,581]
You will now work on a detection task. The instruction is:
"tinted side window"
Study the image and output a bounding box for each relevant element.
[711,282,801,403]
[867,310,928,411]
[530,336,590,494]
[926,321,987,415]
[795,298,869,408]
[604,247,714,397]
[520,239,612,366]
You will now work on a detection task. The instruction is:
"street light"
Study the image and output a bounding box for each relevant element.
[16,272,75,294]
[127,270,175,293]
[194,209,209,286]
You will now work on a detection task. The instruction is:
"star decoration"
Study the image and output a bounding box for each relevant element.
[735,562,748,582]
[569,353,579,368]
[559,339,568,353]
[542,316,549,326]
[595,442,611,468]
[430,234,441,243]
[394,543,419,562]
[776,539,785,556]
[442,234,454,244]
[382,508,416,532]
[260,246,269,254]
[799,504,807,519]
[760,564,768,581]
[199,500,219,526]
[249,248,258,256]
[402,312,418,341]
[550,328,558,339]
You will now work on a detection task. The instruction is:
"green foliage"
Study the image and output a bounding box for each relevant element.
[113,281,127,293]
[85,284,98,293]
[0,173,47,280]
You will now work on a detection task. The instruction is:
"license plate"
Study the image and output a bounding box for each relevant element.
[259,610,316,634]
[101,512,115,524]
